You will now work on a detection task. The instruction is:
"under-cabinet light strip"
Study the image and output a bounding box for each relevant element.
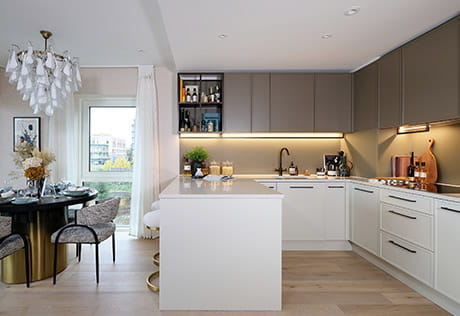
[397,124,429,134]
[179,132,344,139]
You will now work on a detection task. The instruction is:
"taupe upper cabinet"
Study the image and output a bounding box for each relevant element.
[402,17,459,124]
[270,73,314,132]
[314,73,352,132]
[223,73,252,132]
[353,63,379,132]
[379,49,402,128]
[251,73,270,132]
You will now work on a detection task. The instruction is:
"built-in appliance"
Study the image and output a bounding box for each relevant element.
[376,179,460,196]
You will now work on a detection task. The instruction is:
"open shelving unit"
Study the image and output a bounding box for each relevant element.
[178,73,223,133]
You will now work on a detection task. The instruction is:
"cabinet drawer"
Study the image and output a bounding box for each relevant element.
[380,203,433,250]
[380,189,432,214]
[381,232,433,286]
[259,182,277,190]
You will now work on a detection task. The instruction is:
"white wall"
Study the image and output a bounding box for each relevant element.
[0,66,179,190]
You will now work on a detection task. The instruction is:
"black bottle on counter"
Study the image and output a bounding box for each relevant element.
[408,152,415,182]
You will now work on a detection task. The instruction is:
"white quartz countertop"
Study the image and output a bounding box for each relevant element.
[160,177,284,199]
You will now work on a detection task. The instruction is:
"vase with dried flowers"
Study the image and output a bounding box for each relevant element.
[12,144,55,199]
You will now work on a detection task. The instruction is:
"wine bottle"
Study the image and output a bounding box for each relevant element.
[215,85,220,102]
[186,88,191,102]
[184,110,191,131]
[420,162,427,184]
[192,88,198,103]
[407,152,415,182]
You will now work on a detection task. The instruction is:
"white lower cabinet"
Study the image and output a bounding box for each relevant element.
[350,184,380,255]
[381,231,434,286]
[435,200,460,304]
[324,184,346,240]
[277,183,324,240]
[259,182,277,190]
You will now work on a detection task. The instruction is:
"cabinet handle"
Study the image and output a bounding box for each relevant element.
[328,186,344,189]
[388,195,416,203]
[289,186,314,189]
[354,187,374,194]
[388,240,417,254]
[388,210,417,220]
[441,206,460,214]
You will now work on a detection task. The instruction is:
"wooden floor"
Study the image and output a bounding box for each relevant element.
[0,232,451,316]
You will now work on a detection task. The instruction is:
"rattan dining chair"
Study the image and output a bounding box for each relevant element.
[51,197,120,284]
[0,216,31,287]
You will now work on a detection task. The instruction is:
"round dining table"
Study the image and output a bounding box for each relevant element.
[0,190,97,284]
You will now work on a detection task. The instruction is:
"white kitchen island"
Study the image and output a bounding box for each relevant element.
[159,177,283,311]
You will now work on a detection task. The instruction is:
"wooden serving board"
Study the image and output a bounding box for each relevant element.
[418,138,438,183]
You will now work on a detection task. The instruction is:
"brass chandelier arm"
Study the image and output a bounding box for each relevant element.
[16,50,66,60]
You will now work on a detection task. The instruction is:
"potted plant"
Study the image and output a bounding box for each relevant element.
[186,146,209,178]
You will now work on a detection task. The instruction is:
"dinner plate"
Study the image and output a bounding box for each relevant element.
[63,190,90,197]
[12,197,39,205]
[0,197,14,204]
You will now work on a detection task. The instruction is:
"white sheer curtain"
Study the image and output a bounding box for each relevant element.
[47,96,78,184]
[130,66,160,238]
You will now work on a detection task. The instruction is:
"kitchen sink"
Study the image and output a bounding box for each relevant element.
[270,175,317,179]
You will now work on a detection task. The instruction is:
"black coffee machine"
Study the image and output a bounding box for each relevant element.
[323,154,340,176]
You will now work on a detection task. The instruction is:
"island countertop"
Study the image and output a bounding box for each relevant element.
[159,177,284,199]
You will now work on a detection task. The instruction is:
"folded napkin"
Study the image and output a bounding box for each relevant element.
[0,191,14,199]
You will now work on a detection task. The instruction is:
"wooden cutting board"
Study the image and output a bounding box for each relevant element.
[418,138,438,183]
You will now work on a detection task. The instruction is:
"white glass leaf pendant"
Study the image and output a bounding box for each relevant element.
[29,91,37,107]
[20,60,29,76]
[45,104,54,116]
[50,82,57,99]
[37,84,46,97]
[45,51,56,69]
[25,77,33,91]
[8,70,18,84]
[36,58,45,76]
[25,43,34,65]
[5,49,18,73]
[63,61,72,77]
[16,76,24,91]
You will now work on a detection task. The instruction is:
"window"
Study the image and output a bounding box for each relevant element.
[78,97,136,226]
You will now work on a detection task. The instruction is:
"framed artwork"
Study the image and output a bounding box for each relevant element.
[13,117,41,151]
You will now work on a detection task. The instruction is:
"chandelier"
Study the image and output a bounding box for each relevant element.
[5,30,81,116]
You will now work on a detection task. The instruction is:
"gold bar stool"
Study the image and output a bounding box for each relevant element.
[143,207,160,292]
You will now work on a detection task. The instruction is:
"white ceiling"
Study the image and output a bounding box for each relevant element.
[0,0,459,71]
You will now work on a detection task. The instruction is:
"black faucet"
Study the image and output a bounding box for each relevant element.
[275,147,290,176]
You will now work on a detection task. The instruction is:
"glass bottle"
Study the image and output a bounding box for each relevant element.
[407,152,415,182]
[209,160,221,175]
[414,161,420,183]
[419,162,427,184]
[288,161,298,176]
[186,88,191,102]
[192,88,198,103]
[183,156,192,176]
[215,85,220,102]
[222,161,233,176]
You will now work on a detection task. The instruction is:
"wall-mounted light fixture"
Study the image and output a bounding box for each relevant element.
[397,124,429,134]
[179,132,344,139]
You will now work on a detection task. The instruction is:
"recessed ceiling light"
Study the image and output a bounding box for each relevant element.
[321,33,333,39]
[217,34,228,39]
[344,6,360,16]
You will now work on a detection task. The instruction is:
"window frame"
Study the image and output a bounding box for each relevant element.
[77,96,136,183]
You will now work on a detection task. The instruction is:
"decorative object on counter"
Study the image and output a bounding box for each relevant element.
[316,167,326,177]
[222,161,233,176]
[183,156,192,176]
[12,144,55,199]
[209,161,221,175]
[407,152,416,182]
[304,169,310,176]
[391,155,418,177]
[338,151,353,177]
[5,30,81,116]
[418,138,437,183]
[186,146,209,178]
[288,161,298,176]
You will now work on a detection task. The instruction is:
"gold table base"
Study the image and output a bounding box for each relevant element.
[2,207,68,283]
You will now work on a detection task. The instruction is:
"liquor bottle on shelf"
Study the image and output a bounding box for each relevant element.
[201,119,207,132]
[186,88,191,102]
[184,110,191,131]
[215,85,221,102]
[192,88,198,103]
[179,109,185,132]
[209,87,215,102]
[201,92,207,103]
[407,152,415,182]
[414,161,420,183]
[419,162,427,184]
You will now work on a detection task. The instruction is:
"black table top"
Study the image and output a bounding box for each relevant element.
[0,190,98,214]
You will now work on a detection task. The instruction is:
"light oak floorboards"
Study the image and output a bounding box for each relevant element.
[0,233,451,316]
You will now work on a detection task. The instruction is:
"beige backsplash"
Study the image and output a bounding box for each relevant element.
[180,138,341,175]
[342,122,460,185]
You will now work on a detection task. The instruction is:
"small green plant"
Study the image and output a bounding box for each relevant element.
[186,146,209,162]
